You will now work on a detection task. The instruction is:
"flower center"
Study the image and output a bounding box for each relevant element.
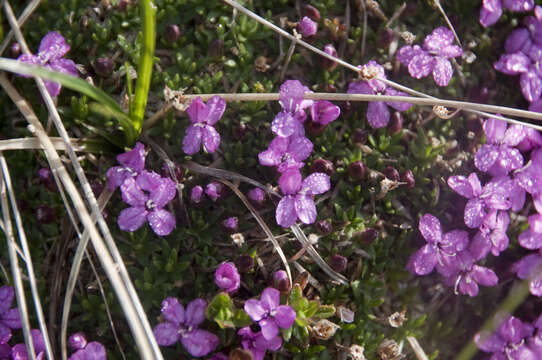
[146,199,156,211]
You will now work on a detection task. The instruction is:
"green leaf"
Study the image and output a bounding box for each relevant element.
[305,300,320,318]
[233,309,252,328]
[314,305,336,319]
[132,0,156,135]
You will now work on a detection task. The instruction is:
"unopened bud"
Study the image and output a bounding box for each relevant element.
[348,161,366,181]
[165,24,182,43]
[316,219,333,235]
[10,43,21,58]
[352,129,368,144]
[272,270,291,293]
[222,217,238,233]
[303,4,321,21]
[329,254,348,272]
[94,57,114,77]
[388,112,403,135]
[68,332,87,351]
[310,158,334,176]
[382,166,400,181]
[400,169,415,188]
[247,187,266,208]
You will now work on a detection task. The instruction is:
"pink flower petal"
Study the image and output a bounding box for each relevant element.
[117,142,146,172]
[384,88,412,112]
[202,125,221,153]
[0,286,14,315]
[472,265,499,286]
[408,52,435,79]
[271,111,297,138]
[406,244,438,275]
[278,170,302,195]
[2,308,21,329]
[120,178,147,207]
[49,58,78,77]
[38,31,70,60]
[136,170,162,192]
[186,97,209,124]
[447,175,475,199]
[117,207,148,232]
[206,96,226,125]
[279,80,306,113]
[148,209,175,236]
[419,214,442,243]
[288,136,313,162]
[294,194,317,224]
[506,28,533,54]
[366,101,390,129]
[160,297,185,325]
[519,230,542,249]
[310,100,340,125]
[0,324,11,345]
[259,318,279,340]
[432,57,453,86]
[520,69,542,102]
[181,329,219,357]
[347,81,373,95]
[424,27,454,53]
[260,287,280,311]
[182,125,203,155]
[474,145,498,172]
[494,52,531,75]
[276,196,297,227]
[244,299,267,322]
[274,305,296,329]
[150,177,176,208]
[302,172,330,195]
[480,0,503,27]
[153,322,180,346]
[83,342,107,360]
[464,198,487,228]
[258,149,281,167]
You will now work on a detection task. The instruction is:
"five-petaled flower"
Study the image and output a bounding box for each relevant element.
[17,31,78,97]
[0,286,21,344]
[244,287,296,340]
[442,250,498,297]
[106,142,146,191]
[153,297,219,357]
[258,135,313,173]
[182,96,226,155]
[271,80,311,138]
[347,61,411,128]
[118,170,176,236]
[276,172,330,228]
[397,27,463,86]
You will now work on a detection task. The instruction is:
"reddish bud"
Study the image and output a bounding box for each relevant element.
[352,129,368,144]
[382,166,400,181]
[272,270,292,293]
[401,169,415,188]
[303,4,321,21]
[165,24,182,43]
[329,254,348,272]
[388,112,403,135]
[94,57,114,77]
[316,219,333,235]
[236,255,254,273]
[310,158,335,176]
[348,161,366,181]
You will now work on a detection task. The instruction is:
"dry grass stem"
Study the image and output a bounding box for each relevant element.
[0,154,54,360]
[407,336,429,360]
[0,137,89,152]
[0,0,41,56]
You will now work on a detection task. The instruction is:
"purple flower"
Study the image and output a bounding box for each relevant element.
[258,136,313,173]
[106,142,146,191]
[475,316,537,359]
[519,214,542,250]
[12,329,45,360]
[214,262,241,293]
[347,61,411,128]
[153,297,219,357]
[271,80,310,138]
[205,182,224,202]
[505,28,533,54]
[516,149,542,210]
[298,16,318,38]
[237,327,282,360]
[480,0,534,27]
[244,287,295,340]
[406,214,469,276]
[182,96,226,155]
[16,31,78,97]
[190,185,204,204]
[513,250,542,296]
[0,286,21,344]
[447,173,521,228]
[442,250,498,297]
[0,343,10,360]
[118,171,176,236]
[272,270,291,293]
[469,210,510,258]
[474,117,525,176]
[397,27,463,86]
[275,172,330,227]
[68,333,106,360]
[222,217,238,233]
[310,101,340,125]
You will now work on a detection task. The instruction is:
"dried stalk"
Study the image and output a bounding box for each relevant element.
[0,137,89,152]
[0,0,41,56]
[0,153,37,360]
[0,154,54,360]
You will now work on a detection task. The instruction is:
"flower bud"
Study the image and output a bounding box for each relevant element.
[272,270,291,293]
[208,39,224,58]
[322,44,338,71]
[36,205,55,224]
[236,255,254,273]
[382,166,400,181]
[68,332,87,351]
[329,254,348,272]
[316,219,333,235]
[360,228,378,244]
[38,168,57,192]
[94,57,114,77]
[400,169,415,188]
[348,161,366,181]
[161,163,183,182]
[222,217,239,233]
[298,16,318,38]
[190,185,204,204]
[165,24,181,43]
[307,121,327,136]
[205,182,224,202]
[215,262,241,293]
[310,158,334,176]
[352,129,368,144]
[247,187,266,208]
[10,43,21,58]
[303,4,321,21]
[388,112,403,135]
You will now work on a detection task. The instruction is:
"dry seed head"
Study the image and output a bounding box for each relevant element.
[433,105,450,119]
[360,64,380,81]
[349,345,367,360]
[400,31,416,45]
[388,310,407,328]
[377,339,405,360]
[312,319,340,340]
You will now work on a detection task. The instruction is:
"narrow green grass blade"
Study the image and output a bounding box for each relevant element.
[131,0,156,134]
